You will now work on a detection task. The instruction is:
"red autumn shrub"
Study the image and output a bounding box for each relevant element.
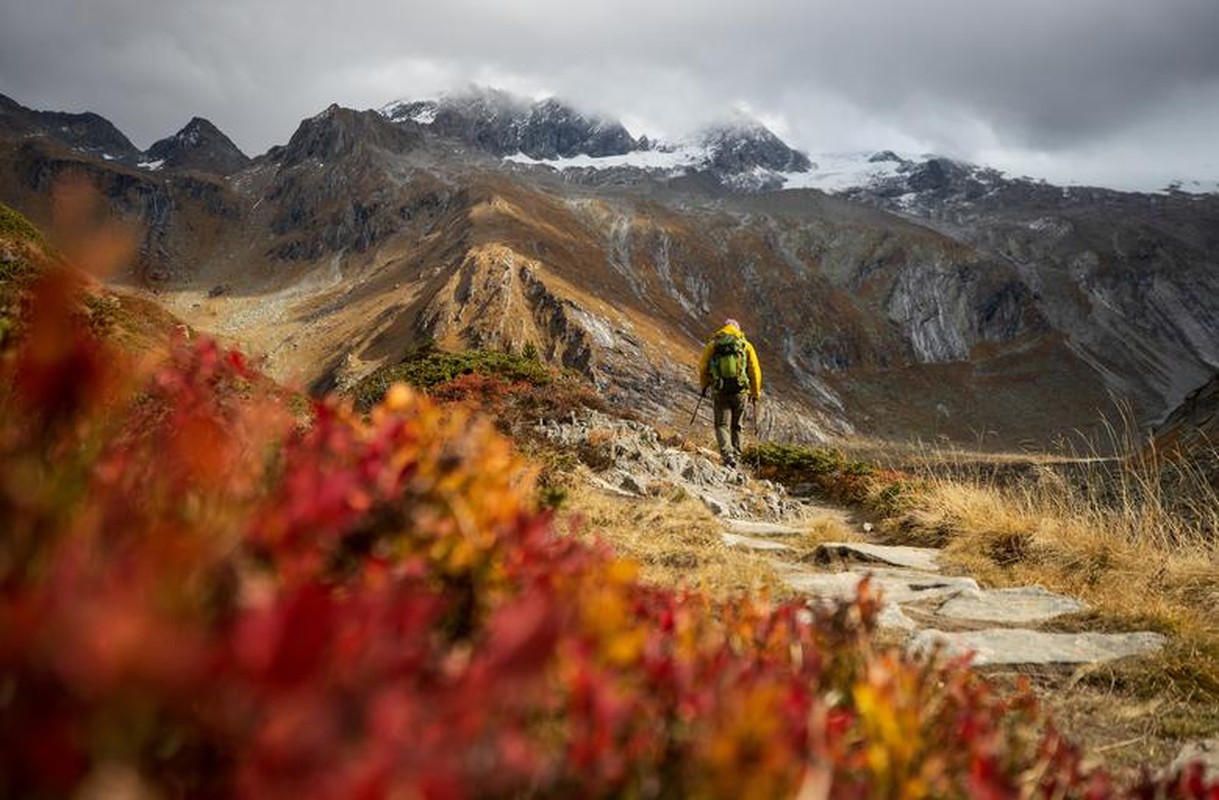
[2,263,1217,799]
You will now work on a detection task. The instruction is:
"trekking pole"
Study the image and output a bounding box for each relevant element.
[690,386,708,425]
[751,396,760,437]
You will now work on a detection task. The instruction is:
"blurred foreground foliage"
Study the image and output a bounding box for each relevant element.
[2,206,1216,798]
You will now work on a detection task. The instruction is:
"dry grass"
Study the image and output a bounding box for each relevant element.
[872,436,1219,768]
[552,469,861,601]
[555,479,783,599]
[885,465,1219,634]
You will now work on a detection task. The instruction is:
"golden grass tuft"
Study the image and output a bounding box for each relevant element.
[886,469,1219,634]
[843,435,1219,781]
[858,435,1219,774]
[553,469,862,600]
[556,479,785,599]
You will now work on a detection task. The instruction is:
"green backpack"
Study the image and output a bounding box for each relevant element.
[709,332,749,393]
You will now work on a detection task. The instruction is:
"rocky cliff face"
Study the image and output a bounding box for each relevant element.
[839,155,1219,416]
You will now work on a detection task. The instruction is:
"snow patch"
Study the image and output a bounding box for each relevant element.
[505,141,709,173]
[1162,178,1219,195]
[505,146,933,195]
[409,105,437,124]
[778,152,913,192]
[381,99,439,125]
[137,159,165,171]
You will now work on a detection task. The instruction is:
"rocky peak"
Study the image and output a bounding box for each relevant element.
[696,116,811,174]
[380,86,637,160]
[0,92,141,161]
[146,117,250,175]
[275,104,421,167]
[868,150,907,164]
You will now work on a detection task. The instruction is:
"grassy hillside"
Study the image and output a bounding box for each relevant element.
[0,200,187,354]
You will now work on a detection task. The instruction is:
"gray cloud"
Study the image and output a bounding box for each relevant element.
[2,0,1218,189]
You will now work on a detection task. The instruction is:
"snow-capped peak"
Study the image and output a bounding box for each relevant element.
[378,86,637,160]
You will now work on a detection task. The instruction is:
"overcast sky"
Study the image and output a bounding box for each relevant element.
[2,0,1218,190]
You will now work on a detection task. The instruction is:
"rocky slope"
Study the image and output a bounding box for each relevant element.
[1150,371,1219,492]
[837,155,1219,418]
[1156,372,1219,451]
[1,89,1216,449]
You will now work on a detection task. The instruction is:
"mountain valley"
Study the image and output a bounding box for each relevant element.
[2,86,1218,450]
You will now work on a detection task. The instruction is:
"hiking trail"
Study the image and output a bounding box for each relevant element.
[539,408,1219,782]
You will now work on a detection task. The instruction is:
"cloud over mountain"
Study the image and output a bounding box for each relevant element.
[1,0,1218,189]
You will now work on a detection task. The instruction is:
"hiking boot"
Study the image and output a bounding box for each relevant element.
[723,455,737,469]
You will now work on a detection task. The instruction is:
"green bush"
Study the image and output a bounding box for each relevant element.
[746,442,846,478]
[746,442,898,506]
[350,347,554,411]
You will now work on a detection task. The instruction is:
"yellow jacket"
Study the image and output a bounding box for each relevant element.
[698,324,762,399]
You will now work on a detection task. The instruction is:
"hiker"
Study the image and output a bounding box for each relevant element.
[698,318,762,468]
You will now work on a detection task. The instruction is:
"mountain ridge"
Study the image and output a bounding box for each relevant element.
[2,88,1218,450]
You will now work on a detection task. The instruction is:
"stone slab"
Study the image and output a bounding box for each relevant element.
[876,604,919,631]
[936,586,1086,624]
[908,628,1166,666]
[1168,739,1219,783]
[588,475,638,498]
[799,589,918,631]
[723,519,803,537]
[813,542,943,572]
[784,568,979,606]
[721,532,794,552]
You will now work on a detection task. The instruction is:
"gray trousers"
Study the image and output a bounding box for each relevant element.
[712,390,746,461]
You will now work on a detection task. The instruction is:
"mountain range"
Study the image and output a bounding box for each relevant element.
[2,85,1217,449]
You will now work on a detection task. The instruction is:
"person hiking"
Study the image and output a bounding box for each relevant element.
[697,318,762,468]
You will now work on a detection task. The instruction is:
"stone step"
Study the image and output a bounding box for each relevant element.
[722,518,804,537]
[721,532,795,552]
[1168,739,1219,784]
[784,567,979,606]
[934,586,1086,624]
[811,542,943,572]
[908,628,1166,666]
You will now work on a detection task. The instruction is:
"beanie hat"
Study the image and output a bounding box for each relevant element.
[723,318,740,329]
